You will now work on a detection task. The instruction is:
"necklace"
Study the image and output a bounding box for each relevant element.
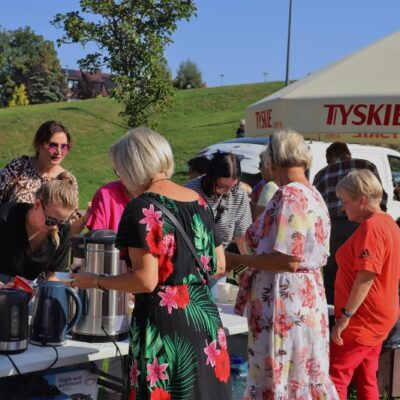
[151,177,170,185]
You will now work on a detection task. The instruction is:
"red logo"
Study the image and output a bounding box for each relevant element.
[324,104,400,126]
[255,109,273,129]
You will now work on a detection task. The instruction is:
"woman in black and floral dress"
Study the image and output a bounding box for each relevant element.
[71,127,231,400]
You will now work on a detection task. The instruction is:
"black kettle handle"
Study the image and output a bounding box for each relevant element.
[65,286,82,333]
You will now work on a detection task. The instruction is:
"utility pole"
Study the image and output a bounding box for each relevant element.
[220,74,224,87]
[285,0,293,86]
[263,72,268,83]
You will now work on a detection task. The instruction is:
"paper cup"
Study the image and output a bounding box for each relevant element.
[218,282,231,303]
[228,285,239,303]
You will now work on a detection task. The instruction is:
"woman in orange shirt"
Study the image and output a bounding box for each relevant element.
[330,169,400,399]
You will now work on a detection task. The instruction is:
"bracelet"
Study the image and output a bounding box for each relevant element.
[95,274,108,291]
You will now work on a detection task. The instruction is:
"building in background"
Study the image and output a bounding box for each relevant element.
[63,69,114,100]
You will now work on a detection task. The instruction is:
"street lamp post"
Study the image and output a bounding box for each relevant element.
[220,74,224,87]
[285,0,293,86]
[263,72,268,83]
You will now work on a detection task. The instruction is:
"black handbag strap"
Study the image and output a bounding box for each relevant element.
[145,196,203,268]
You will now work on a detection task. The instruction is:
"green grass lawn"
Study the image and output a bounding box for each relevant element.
[0,82,285,207]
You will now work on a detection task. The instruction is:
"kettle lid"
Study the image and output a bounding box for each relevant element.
[85,229,116,244]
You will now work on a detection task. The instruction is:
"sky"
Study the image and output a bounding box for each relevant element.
[1,0,400,87]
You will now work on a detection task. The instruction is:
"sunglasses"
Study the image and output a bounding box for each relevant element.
[40,200,69,227]
[215,182,240,193]
[44,142,71,155]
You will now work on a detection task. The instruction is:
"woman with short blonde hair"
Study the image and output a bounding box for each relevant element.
[269,128,312,170]
[109,127,174,196]
[336,169,383,204]
[72,127,231,399]
[330,169,400,399]
[226,129,338,398]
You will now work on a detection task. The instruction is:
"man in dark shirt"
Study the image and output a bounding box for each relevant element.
[313,142,387,306]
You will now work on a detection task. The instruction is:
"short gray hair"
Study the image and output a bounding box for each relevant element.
[109,127,174,195]
[336,169,383,204]
[269,129,312,169]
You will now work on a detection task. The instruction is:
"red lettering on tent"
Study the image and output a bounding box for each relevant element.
[353,104,367,125]
[393,105,400,125]
[366,104,384,125]
[325,103,400,126]
[353,133,398,139]
[255,109,273,129]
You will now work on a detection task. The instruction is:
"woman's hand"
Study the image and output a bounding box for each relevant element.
[69,272,98,289]
[331,316,350,346]
[225,251,301,273]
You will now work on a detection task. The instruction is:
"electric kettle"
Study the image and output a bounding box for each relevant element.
[30,281,82,346]
[0,288,29,354]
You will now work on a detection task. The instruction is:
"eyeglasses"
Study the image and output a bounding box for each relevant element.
[40,200,69,227]
[43,142,71,155]
[215,182,240,193]
[114,169,120,178]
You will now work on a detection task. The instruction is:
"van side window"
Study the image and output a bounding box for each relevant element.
[388,156,400,201]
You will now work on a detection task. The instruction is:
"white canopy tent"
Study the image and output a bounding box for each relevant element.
[245,31,400,145]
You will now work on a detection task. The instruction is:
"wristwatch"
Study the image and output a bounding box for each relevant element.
[341,308,353,318]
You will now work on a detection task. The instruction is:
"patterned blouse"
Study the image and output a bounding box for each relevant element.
[0,155,81,222]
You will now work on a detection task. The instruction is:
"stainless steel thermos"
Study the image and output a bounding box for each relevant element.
[71,230,130,342]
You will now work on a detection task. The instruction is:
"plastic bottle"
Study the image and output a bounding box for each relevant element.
[230,355,248,400]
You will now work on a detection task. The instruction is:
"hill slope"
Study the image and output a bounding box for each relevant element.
[0,82,284,206]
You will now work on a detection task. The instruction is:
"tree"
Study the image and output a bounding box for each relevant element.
[0,26,67,106]
[174,59,202,89]
[52,0,196,128]
[8,84,29,107]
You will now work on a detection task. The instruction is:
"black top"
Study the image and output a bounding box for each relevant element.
[115,193,231,399]
[0,203,71,280]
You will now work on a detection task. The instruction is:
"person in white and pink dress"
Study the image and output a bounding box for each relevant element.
[226,129,338,399]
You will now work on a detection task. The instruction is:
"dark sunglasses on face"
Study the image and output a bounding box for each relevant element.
[44,142,71,155]
[40,200,69,227]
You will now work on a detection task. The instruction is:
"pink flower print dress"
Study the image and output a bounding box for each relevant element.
[240,182,338,399]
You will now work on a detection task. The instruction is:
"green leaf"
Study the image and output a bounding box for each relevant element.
[163,333,196,400]
[185,285,220,341]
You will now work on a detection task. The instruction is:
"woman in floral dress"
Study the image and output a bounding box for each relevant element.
[226,130,338,399]
[71,127,231,400]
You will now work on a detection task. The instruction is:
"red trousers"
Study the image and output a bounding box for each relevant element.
[330,338,382,400]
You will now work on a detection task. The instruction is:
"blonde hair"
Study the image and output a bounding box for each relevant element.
[269,129,312,170]
[336,169,383,204]
[36,171,78,248]
[109,127,174,195]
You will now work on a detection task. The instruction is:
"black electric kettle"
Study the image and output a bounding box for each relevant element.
[0,288,30,354]
[30,281,82,346]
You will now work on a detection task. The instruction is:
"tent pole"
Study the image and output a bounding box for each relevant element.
[285,0,293,86]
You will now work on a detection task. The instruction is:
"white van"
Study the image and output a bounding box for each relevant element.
[196,137,400,219]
